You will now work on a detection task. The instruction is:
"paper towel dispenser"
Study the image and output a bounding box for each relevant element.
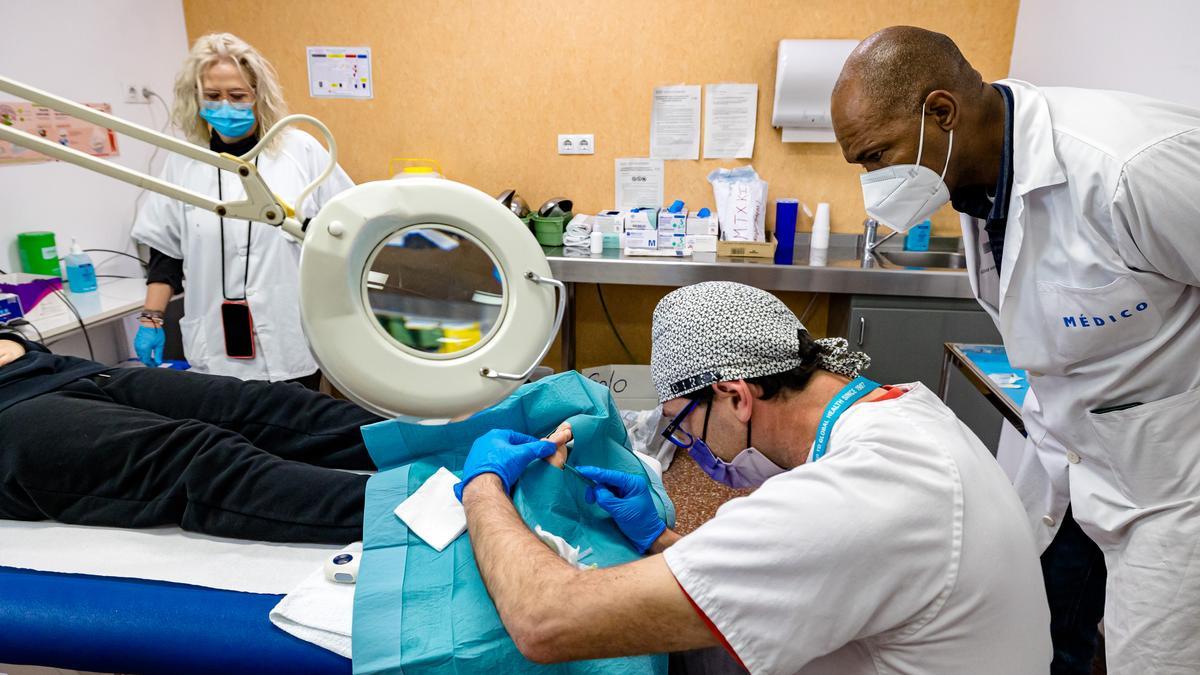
[772,39,859,143]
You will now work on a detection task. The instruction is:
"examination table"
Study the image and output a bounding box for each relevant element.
[0,520,350,674]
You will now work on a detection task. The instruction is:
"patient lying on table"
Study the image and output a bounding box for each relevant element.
[0,330,382,544]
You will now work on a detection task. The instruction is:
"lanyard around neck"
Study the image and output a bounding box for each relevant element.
[811,376,881,462]
[216,159,258,302]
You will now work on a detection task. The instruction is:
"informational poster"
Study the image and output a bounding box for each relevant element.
[703,83,758,159]
[615,158,665,210]
[0,101,119,165]
[307,46,374,99]
[649,85,700,160]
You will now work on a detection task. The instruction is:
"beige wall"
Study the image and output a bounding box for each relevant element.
[182,0,1019,367]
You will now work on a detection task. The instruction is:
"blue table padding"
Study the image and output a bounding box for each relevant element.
[958,344,1029,408]
[0,565,350,674]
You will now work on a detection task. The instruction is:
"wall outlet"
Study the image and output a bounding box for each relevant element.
[122,83,151,104]
[557,134,594,155]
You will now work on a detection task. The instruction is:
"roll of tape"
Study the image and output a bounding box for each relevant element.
[324,551,360,584]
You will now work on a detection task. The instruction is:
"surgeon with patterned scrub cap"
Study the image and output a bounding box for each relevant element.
[452,281,1052,674]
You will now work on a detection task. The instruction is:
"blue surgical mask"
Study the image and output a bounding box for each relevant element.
[200,100,256,139]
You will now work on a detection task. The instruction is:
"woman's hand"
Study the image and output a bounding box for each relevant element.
[0,339,28,368]
[134,324,165,367]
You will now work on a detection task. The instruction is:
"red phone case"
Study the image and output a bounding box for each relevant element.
[221,300,256,359]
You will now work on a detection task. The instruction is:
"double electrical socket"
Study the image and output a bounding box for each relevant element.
[122,84,153,104]
[557,134,594,155]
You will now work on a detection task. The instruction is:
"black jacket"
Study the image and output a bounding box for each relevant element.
[0,331,109,414]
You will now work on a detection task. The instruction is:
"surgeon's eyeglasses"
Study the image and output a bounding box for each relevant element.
[662,398,711,450]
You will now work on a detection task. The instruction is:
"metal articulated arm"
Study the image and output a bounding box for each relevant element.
[0,75,337,241]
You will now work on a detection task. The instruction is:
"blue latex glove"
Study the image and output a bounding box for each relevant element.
[134,325,165,367]
[577,466,666,554]
[454,429,556,501]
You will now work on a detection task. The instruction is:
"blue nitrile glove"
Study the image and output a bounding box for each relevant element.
[454,429,557,501]
[134,325,165,367]
[576,466,667,554]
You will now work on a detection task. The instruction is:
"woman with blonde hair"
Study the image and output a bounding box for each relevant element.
[131,33,352,387]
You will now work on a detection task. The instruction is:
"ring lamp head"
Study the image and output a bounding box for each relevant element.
[298,178,563,419]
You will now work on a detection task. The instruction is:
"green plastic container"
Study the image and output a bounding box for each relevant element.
[380,316,415,348]
[531,213,570,247]
[17,231,61,277]
[405,319,444,352]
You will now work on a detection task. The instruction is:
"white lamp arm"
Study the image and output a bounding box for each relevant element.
[0,75,337,241]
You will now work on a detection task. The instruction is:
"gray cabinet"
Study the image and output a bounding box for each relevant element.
[830,295,1005,451]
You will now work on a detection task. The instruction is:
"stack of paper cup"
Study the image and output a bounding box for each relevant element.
[809,202,831,267]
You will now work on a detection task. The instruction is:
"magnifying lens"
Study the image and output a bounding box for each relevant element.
[298,178,565,419]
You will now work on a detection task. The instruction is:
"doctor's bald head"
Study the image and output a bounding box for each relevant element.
[831,26,1004,193]
[834,27,981,121]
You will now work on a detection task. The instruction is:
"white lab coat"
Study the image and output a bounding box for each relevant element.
[962,79,1200,674]
[663,384,1050,674]
[132,129,354,380]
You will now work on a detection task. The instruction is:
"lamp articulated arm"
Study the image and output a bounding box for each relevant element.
[0,75,338,241]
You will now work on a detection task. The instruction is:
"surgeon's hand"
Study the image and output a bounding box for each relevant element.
[455,429,557,502]
[577,466,667,554]
[134,325,165,367]
[0,338,27,368]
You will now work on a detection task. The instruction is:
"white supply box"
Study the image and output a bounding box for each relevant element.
[686,213,719,236]
[593,211,624,234]
[624,229,658,249]
[623,208,658,231]
[659,233,687,251]
[658,209,687,234]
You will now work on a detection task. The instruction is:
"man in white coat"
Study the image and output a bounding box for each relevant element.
[832,25,1200,674]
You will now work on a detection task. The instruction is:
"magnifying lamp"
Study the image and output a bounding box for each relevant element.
[0,76,565,419]
[301,179,563,418]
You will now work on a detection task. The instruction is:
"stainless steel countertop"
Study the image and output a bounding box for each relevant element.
[542,245,975,299]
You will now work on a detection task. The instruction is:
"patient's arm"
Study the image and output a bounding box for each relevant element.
[462,474,716,664]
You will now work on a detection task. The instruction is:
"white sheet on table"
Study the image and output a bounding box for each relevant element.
[0,520,342,594]
[270,543,358,658]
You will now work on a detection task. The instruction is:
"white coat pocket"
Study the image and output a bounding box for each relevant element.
[1088,385,1200,508]
[178,315,206,371]
[1036,275,1162,365]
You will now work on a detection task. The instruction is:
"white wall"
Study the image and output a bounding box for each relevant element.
[0,0,188,278]
[1010,0,1200,107]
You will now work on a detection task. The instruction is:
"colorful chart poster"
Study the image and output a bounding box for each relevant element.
[0,101,119,165]
[307,46,374,99]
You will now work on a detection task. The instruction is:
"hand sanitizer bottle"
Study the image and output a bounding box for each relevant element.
[64,238,98,293]
[904,219,932,252]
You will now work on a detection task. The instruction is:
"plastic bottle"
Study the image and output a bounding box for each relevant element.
[773,199,799,265]
[64,238,98,293]
[904,219,932,251]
